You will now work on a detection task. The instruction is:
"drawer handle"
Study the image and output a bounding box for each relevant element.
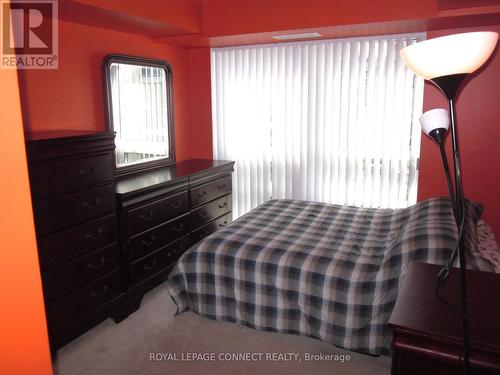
[167,251,172,257]
[172,223,185,233]
[90,285,108,298]
[79,167,98,177]
[140,210,154,221]
[87,257,105,270]
[143,260,158,272]
[170,200,182,209]
[85,228,103,240]
[218,220,228,228]
[198,212,208,219]
[82,198,100,209]
[197,191,207,198]
[141,235,156,247]
[217,184,227,190]
[218,202,227,209]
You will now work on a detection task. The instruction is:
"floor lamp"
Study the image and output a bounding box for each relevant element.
[400,31,498,374]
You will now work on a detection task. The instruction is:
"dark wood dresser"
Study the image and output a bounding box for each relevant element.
[26,131,234,348]
[26,131,126,350]
[389,262,500,375]
[115,159,234,312]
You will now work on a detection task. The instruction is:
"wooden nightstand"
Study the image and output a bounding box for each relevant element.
[389,261,500,375]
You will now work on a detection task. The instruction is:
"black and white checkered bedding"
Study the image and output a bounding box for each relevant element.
[167,198,494,355]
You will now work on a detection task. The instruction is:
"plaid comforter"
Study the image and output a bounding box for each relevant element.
[167,198,493,355]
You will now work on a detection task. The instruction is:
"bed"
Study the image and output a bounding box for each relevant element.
[166,197,498,355]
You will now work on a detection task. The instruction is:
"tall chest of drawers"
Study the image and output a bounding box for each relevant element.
[115,159,234,311]
[26,131,125,349]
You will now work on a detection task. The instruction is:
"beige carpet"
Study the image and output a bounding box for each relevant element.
[53,282,392,375]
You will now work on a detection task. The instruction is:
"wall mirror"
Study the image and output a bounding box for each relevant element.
[103,54,175,176]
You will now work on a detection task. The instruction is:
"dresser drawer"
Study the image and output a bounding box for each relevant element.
[130,235,191,286]
[127,191,189,236]
[42,243,119,301]
[38,214,117,270]
[47,270,122,334]
[191,213,232,243]
[34,184,115,235]
[190,176,232,208]
[128,213,189,261]
[29,153,113,201]
[190,194,232,229]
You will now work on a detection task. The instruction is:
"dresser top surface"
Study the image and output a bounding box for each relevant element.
[389,261,500,348]
[115,159,234,197]
[25,130,113,142]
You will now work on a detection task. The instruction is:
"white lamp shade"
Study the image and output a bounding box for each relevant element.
[419,108,450,135]
[400,32,498,79]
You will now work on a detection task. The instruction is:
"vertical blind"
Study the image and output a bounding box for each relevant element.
[211,34,425,218]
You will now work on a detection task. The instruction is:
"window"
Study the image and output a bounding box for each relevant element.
[211,34,425,218]
[103,55,175,176]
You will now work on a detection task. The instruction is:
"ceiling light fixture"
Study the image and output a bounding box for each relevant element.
[272,32,322,40]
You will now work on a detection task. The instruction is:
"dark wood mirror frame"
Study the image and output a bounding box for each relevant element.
[103,54,176,178]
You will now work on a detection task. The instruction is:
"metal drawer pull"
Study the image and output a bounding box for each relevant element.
[197,191,207,198]
[90,285,108,298]
[79,167,97,176]
[82,198,100,209]
[140,210,154,221]
[218,202,227,209]
[170,200,182,209]
[85,228,103,240]
[217,184,227,190]
[172,223,185,232]
[87,257,105,270]
[218,220,228,227]
[143,260,157,271]
[141,236,156,246]
[198,212,208,218]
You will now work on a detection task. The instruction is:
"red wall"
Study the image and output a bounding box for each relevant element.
[418,25,500,239]
[19,19,193,161]
[188,48,213,159]
[79,0,202,33]
[201,0,437,36]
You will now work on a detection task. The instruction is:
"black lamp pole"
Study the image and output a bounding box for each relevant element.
[430,73,470,374]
